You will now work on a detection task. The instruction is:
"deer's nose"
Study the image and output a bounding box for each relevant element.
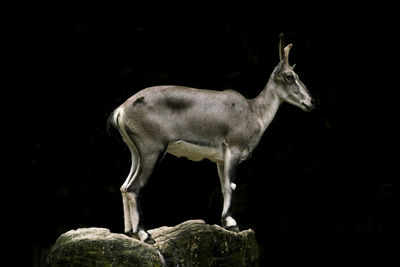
[302,98,315,112]
[308,98,316,109]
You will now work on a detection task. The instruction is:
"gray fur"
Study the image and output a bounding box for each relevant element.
[109,35,315,242]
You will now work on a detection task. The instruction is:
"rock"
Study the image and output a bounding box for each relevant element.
[47,220,259,266]
[46,228,163,267]
[149,220,259,266]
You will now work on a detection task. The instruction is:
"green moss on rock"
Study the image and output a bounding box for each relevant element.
[47,220,259,266]
[47,228,163,267]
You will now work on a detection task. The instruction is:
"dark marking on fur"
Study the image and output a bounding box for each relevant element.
[164,97,193,110]
[133,97,146,106]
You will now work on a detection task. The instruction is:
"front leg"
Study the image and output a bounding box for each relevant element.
[217,147,241,232]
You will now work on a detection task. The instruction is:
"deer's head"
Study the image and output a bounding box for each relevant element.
[272,34,315,112]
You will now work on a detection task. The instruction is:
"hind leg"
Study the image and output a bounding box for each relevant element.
[120,149,161,243]
[121,149,139,235]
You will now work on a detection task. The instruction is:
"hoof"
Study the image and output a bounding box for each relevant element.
[125,231,154,244]
[225,225,240,233]
[131,229,155,244]
[124,230,135,238]
[222,216,240,233]
[144,235,156,244]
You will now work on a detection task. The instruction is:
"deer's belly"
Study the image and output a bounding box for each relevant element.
[166,140,224,163]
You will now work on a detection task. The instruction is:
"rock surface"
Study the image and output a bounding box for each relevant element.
[46,227,163,266]
[47,219,259,266]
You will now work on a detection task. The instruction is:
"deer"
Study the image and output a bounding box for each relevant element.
[108,33,315,243]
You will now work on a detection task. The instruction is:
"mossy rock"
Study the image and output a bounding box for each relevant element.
[149,220,259,266]
[47,228,163,266]
[47,220,259,266]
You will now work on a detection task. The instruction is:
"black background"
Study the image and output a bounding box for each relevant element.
[32,9,395,266]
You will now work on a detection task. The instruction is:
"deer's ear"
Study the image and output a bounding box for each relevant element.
[273,61,284,77]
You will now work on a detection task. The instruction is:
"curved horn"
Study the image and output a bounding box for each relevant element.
[279,33,284,61]
[284,43,293,66]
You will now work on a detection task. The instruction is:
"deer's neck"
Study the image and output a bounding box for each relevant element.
[250,78,282,132]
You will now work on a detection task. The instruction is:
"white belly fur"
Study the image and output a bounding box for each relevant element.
[166,140,224,163]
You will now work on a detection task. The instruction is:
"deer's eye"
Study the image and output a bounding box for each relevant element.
[286,75,295,81]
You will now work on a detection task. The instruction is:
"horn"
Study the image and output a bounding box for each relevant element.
[279,33,284,61]
[284,44,293,66]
